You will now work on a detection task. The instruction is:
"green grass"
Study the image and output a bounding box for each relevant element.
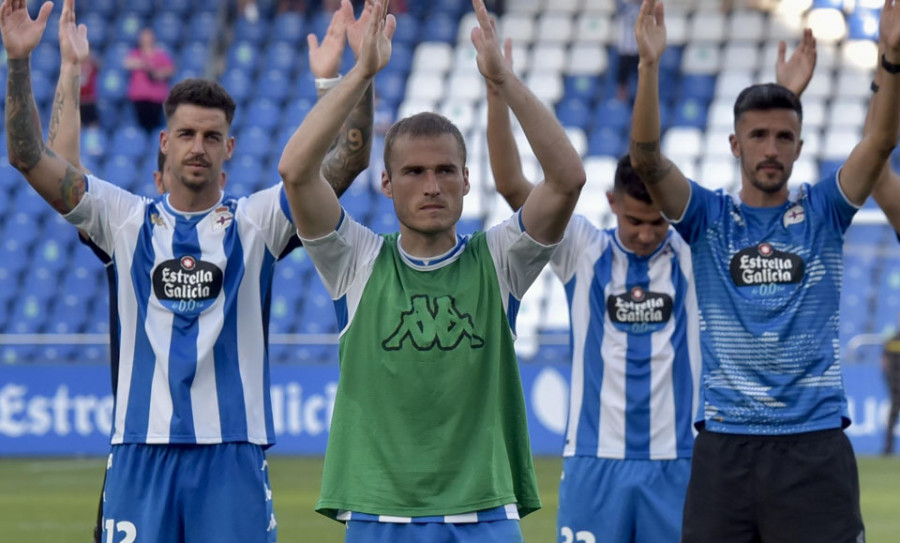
[1,456,898,542]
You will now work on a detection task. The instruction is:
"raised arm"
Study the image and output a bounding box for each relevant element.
[472,0,584,243]
[2,0,86,214]
[307,0,374,197]
[629,0,690,220]
[485,38,534,212]
[839,1,900,207]
[775,29,817,99]
[864,35,900,233]
[278,0,394,239]
[47,0,89,172]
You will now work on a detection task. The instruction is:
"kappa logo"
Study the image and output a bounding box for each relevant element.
[382,294,485,351]
[783,204,805,227]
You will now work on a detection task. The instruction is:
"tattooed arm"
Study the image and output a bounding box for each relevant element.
[47,0,91,172]
[628,0,690,220]
[2,0,86,214]
[278,0,394,239]
[320,82,373,197]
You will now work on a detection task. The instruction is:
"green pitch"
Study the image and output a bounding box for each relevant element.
[1,456,898,542]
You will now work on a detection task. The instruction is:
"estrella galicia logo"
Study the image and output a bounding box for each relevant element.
[152,256,223,314]
[606,286,672,334]
[382,294,485,351]
[729,242,804,286]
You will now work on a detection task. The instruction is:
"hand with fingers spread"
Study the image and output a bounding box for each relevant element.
[308,0,353,79]
[776,28,816,97]
[355,0,395,80]
[634,0,666,65]
[59,0,89,67]
[347,0,375,58]
[0,0,53,60]
[470,0,510,87]
[485,38,513,98]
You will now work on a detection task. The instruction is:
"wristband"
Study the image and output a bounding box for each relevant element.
[315,75,342,91]
[871,81,880,93]
[881,54,900,74]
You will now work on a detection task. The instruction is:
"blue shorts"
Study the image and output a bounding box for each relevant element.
[345,519,523,543]
[102,443,276,543]
[557,456,691,543]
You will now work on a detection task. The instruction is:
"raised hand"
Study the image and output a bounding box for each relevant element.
[485,38,513,97]
[470,0,510,87]
[0,0,53,59]
[776,28,816,97]
[347,0,374,58]
[308,0,353,79]
[882,0,900,57]
[634,0,667,64]
[59,0,89,66]
[356,0,395,79]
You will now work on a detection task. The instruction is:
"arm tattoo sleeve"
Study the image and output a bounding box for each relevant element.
[630,138,674,186]
[6,59,45,173]
[47,71,80,148]
[48,147,87,213]
[321,83,374,197]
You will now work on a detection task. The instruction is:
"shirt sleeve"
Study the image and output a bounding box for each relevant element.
[298,210,384,299]
[550,215,597,284]
[669,179,724,244]
[808,169,859,235]
[486,210,560,301]
[239,183,298,257]
[63,175,147,256]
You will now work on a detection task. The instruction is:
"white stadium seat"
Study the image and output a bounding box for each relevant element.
[566,43,608,75]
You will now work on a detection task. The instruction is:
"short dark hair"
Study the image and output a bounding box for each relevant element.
[733,83,803,126]
[156,148,165,173]
[383,112,467,176]
[613,153,652,204]
[164,78,236,125]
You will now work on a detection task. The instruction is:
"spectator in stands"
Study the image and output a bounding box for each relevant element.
[79,52,99,127]
[278,0,584,539]
[239,0,260,22]
[123,27,175,133]
[6,0,374,541]
[630,0,900,541]
[883,322,900,455]
[616,0,641,101]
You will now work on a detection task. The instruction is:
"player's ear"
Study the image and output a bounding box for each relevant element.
[606,191,618,213]
[729,133,740,158]
[381,170,393,198]
[462,166,470,196]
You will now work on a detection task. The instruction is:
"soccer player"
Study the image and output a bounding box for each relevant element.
[629,1,900,541]
[278,0,585,541]
[2,0,373,541]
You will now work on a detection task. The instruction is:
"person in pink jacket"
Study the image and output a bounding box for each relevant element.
[124,28,175,133]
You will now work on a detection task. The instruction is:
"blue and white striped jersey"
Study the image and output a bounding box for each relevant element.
[673,173,857,434]
[65,176,296,446]
[555,216,701,460]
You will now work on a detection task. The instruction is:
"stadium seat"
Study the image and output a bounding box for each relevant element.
[234,17,269,44]
[152,12,184,48]
[728,10,766,42]
[375,70,408,107]
[405,72,446,102]
[663,126,703,160]
[698,157,739,191]
[32,43,61,78]
[281,99,314,130]
[446,71,485,103]
[391,14,421,46]
[671,98,709,129]
[532,44,566,74]
[187,12,218,43]
[827,99,867,130]
[227,41,261,75]
[593,99,631,130]
[806,8,848,44]
[689,11,726,42]
[681,43,721,75]
[412,42,454,74]
[102,155,140,188]
[567,43,608,75]
[220,69,252,105]
[564,74,601,104]
[557,99,592,131]
[420,14,459,43]
[109,127,149,159]
[500,13,536,44]
[537,12,574,43]
[235,126,273,161]
[524,71,563,103]
[847,9,880,41]
[112,13,145,44]
[254,69,291,103]
[273,12,308,44]
[588,127,624,157]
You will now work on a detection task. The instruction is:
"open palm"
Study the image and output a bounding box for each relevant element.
[308,1,352,79]
[59,0,89,64]
[357,0,394,79]
[882,0,900,54]
[0,0,53,59]
[635,0,667,64]
[471,0,508,86]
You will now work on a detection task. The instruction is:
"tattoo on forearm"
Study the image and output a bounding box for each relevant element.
[6,59,45,173]
[630,138,673,185]
[47,148,86,213]
[322,83,374,197]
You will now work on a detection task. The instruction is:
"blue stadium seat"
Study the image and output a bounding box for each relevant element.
[48,294,89,334]
[291,71,319,102]
[420,14,458,43]
[430,0,467,17]
[227,41,261,74]
[98,68,129,102]
[187,12,218,43]
[374,70,408,107]
[593,99,631,130]
[81,0,115,17]
[125,0,154,17]
[263,41,301,75]
[588,127,625,157]
[0,346,38,365]
[109,127,149,159]
[227,156,264,192]
[80,13,108,50]
[387,43,413,75]
[234,17,269,44]
[557,99,592,131]
[812,0,845,8]
[671,98,709,128]
[152,12,184,49]
[102,155,141,187]
[32,239,69,273]
[370,209,400,234]
[390,14,421,46]
[30,70,54,108]
[272,12,307,44]
[659,46,683,76]
[10,295,50,334]
[0,266,18,311]
[255,69,291,103]
[43,12,61,46]
[268,293,301,335]
[156,0,192,16]
[564,75,601,105]
[819,159,843,178]
[244,99,281,131]
[221,69,252,105]
[178,41,210,74]
[12,187,50,217]
[0,159,22,193]
[281,99,314,130]
[679,74,717,102]
[112,13,145,44]
[235,126,273,160]
[847,9,880,41]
